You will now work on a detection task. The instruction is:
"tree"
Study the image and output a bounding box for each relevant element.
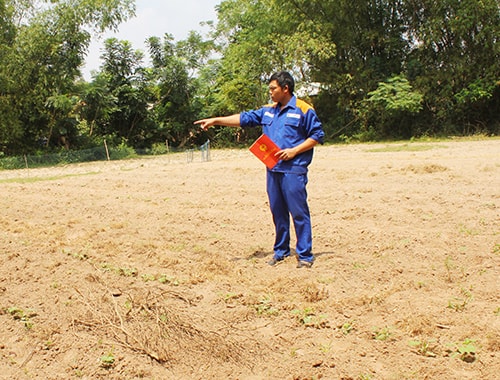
[360,75,423,138]
[78,73,118,140]
[0,0,136,154]
[211,0,408,139]
[0,0,20,152]
[203,0,337,143]
[2,0,498,155]
[147,33,211,147]
[214,0,335,97]
[94,38,153,146]
[404,0,500,134]
[206,0,498,139]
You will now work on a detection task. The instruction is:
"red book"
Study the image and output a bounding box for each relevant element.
[249,134,281,169]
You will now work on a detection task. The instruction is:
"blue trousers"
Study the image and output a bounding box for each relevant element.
[266,171,314,262]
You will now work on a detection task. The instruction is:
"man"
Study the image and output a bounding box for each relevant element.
[194,71,324,268]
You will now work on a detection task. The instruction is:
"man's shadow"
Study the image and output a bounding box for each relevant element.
[241,249,335,261]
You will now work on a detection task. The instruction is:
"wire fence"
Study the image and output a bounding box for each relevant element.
[0,140,211,171]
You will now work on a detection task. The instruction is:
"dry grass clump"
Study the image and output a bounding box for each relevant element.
[72,284,243,366]
[299,282,330,303]
[402,164,449,174]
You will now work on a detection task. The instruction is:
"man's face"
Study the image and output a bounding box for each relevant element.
[269,80,288,104]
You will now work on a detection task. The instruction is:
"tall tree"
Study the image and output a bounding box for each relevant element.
[207,0,498,138]
[212,0,335,112]
[95,38,153,146]
[0,0,20,152]
[279,0,409,138]
[0,0,135,154]
[147,33,211,147]
[404,0,500,133]
[359,74,423,139]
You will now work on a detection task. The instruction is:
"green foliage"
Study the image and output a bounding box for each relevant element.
[291,307,329,328]
[409,338,437,357]
[447,288,473,312]
[366,76,423,114]
[7,306,37,329]
[211,0,335,115]
[254,296,279,316]
[404,0,500,134]
[0,0,498,156]
[340,320,356,335]
[145,33,207,148]
[100,350,116,368]
[449,338,478,362]
[359,75,424,139]
[0,143,138,170]
[455,79,496,105]
[0,0,136,155]
[372,326,393,341]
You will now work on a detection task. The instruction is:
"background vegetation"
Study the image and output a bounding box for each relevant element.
[0,0,498,158]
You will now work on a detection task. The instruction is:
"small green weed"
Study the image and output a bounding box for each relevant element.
[449,338,477,362]
[358,373,374,380]
[444,256,455,282]
[255,297,279,316]
[372,326,393,341]
[340,320,356,335]
[117,267,138,277]
[415,280,427,289]
[352,261,367,270]
[73,369,84,377]
[292,307,314,324]
[124,300,132,311]
[100,263,138,277]
[141,273,156,282]
[493,243,500,255]
[317,277,335,285]
[458,223,479,236]
[63,248,89,261]
[291,307,329,328]
[409,339,437,357]
[319,341,333,353]
[448,288,473,312]
[157,274,179,285]
[100,350,116,368]
[51,282,61,289]
[219,292,242,303]
[7,307,37,329]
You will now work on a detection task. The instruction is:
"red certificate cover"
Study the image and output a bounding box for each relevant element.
[249,134,281,169]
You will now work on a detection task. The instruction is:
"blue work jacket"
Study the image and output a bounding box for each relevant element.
[240,95,324,174]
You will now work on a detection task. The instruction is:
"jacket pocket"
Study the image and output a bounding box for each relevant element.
[284,114,302,139]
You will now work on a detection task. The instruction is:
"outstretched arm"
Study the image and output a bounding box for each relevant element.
[194,114,241,131]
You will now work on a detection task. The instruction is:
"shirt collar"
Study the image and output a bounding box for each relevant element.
[277,95,296,112]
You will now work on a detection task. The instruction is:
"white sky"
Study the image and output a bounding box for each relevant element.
[82,0,221,80]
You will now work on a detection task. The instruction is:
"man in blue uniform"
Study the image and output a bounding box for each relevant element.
[194,71,324,268]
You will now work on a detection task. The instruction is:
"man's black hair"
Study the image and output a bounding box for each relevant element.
[270,71,295,94]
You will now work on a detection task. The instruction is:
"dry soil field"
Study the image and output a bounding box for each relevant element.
[0,139,499,379]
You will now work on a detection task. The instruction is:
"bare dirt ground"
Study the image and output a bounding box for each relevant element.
[0,139,499,380]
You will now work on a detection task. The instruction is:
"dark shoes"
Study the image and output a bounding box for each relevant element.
[269,257,314,268]
[268,257,283,266]
[296,260,314,268]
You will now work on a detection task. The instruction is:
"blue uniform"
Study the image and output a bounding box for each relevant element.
[240,96,324,263]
